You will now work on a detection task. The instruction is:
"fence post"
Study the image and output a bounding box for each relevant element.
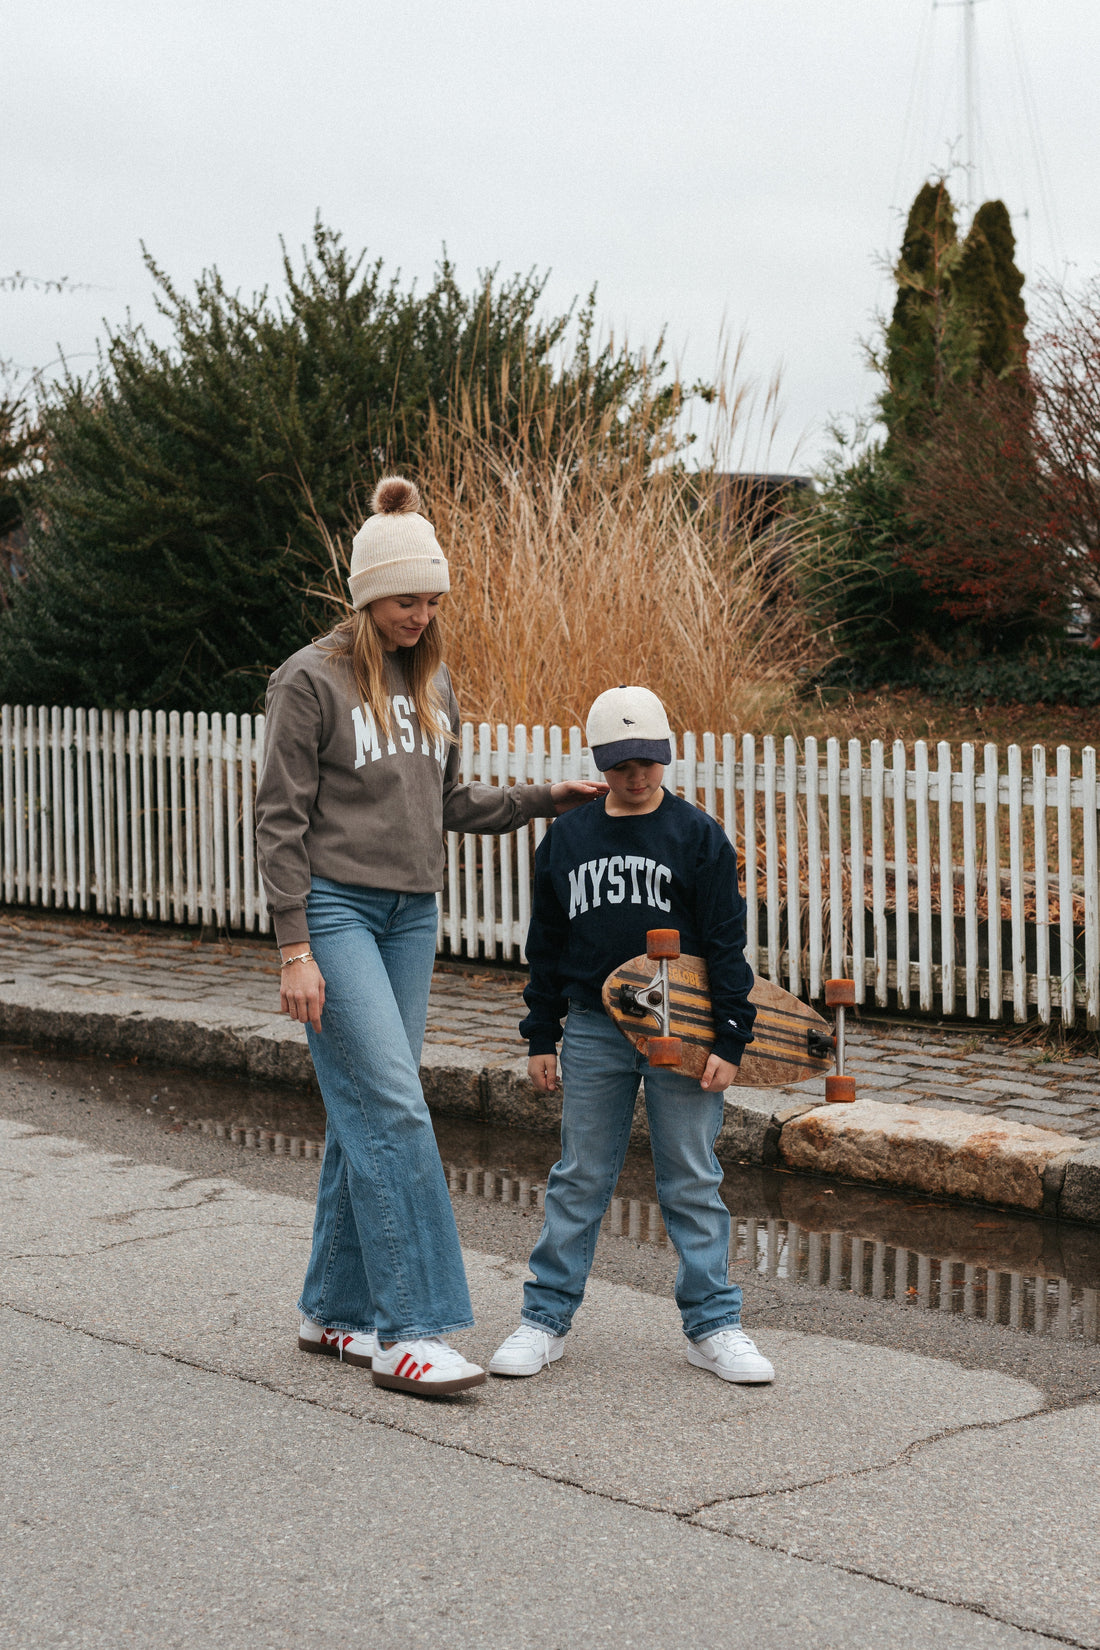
[984,744,1002,1020]
[826,738,843,981]
[741,735,758,975]
[783,735,800,995]
[1,705,13,905]
[914,742,933,1012]
[960,743,979,1018]
[155,710,169,922]
[478,722,496,959]
[169,711,183,924]
[1032,745,1050,1026]
[88,709,105,914]
[870,740,888,1008]
[1008,745,1027,1023]
[141,708,155,920]
[764,735,781,983]
[805,736,823,1000]
[1056,745,1075,1027]
[1083,746,1099,1029]
[496,722,515,959]
[74,707,89,911]
[127,708,142,917]
[892,741,910,1010]
[461,721,478,956]
[937,741,954,1015]
[849,739,865,1004]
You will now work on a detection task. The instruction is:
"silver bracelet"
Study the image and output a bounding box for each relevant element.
[280,949,314,967]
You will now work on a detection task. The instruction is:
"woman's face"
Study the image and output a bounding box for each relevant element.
[369,593,443,651]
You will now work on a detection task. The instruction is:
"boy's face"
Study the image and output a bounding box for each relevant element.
[603,758,665,815]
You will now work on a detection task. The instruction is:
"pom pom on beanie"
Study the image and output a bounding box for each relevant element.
[371,476,421,516]
[348,475,450,610]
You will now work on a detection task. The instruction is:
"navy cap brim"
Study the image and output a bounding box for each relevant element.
[590,736,672,772]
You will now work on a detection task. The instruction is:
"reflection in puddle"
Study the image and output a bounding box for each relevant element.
[6,1044,1098,1346]
[440,1159,1099,1345]
[184,1119,323,1156]
[730,1218,1096,1342]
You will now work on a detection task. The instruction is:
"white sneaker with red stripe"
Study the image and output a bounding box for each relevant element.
[298,1316,377,1369]
[371,1337,486,1395]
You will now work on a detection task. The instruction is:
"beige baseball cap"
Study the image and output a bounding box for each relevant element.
[585,686,672,771]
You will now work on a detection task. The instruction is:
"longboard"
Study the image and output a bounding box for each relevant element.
[602,939,841,1090]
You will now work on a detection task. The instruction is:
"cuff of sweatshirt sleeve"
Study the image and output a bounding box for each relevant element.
[514,783,556,821]
[526,1032,561,1057]
[272,907,311,948]
[713,1035,750,1067]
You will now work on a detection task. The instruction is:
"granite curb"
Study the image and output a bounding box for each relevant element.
[1,977,1098,1227]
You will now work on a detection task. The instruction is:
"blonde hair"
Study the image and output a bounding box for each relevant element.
[329,607,454,745]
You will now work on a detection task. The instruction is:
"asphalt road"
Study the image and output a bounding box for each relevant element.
[2,1050,1098,1649]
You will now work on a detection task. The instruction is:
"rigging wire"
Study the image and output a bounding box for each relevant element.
[891,1,936,217]
[1004,0,1065,274]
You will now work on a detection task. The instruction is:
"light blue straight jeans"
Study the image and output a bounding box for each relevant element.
[297,877,474,1343]
[521,1004,743,1342]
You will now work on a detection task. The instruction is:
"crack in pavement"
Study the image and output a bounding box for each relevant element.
[685,1521,1096,1650]
[3,1300,1086,1649]
[687,1388,1100,1512]
[0,1218,312,1262]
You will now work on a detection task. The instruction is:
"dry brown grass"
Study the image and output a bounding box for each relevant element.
[304,367,823,733]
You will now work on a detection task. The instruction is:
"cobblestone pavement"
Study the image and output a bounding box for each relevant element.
[2,910,1098,1139]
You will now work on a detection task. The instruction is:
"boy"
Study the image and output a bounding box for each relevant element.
[489,686,774,1385]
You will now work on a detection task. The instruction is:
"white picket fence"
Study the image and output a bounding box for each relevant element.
[1,703,1098,1028]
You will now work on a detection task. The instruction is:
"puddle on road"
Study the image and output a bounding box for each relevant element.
[4,1043,1099,1344]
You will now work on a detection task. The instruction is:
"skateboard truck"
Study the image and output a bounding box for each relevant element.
[616,931,856,1096]
[616,929,683,1066]
[823,979,857,1102]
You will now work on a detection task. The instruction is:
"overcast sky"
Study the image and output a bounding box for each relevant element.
[7,1,1099,470]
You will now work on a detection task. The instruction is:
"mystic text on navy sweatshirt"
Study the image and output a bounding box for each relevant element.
[519,791,756,1063]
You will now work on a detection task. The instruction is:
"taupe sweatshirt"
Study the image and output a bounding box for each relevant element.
[256,638,554,946]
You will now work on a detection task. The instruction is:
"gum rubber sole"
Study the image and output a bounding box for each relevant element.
[298,1335,372,1369]
[371,1368,486,1395]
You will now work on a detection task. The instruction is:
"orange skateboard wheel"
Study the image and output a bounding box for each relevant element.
[646,929,681,960]
[645,1036,682,1067]
[824,979,856,1007]
[825,1074,857,1103]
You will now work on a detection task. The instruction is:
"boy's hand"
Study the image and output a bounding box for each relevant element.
[528,1054,558,1092]
[700,1053,737,1093]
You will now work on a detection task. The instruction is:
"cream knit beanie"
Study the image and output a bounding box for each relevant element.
[347,477,450,610]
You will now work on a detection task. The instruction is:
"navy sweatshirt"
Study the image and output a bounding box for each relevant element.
[519,791,757,1064]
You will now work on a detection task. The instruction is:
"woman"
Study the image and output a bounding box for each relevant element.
[256,476,601,1397]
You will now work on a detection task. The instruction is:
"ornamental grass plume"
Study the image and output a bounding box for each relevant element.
[305,356,822,734]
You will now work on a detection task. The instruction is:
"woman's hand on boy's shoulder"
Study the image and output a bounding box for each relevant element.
[700,1053,737,1092]
[550,781,608,815]
[528,1053,558,1092]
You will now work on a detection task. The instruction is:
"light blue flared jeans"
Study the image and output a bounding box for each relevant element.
[296,877,473,1343]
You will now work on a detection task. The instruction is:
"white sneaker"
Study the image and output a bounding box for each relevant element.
[371,1337,486,1395]
[687,1327,774,1384]
[489,1323,565,1377]
[298,1315,377,1369]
